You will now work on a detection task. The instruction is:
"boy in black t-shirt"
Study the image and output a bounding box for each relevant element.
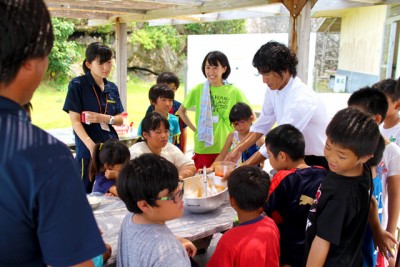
[305,107,384,266]
[263,124,327,267]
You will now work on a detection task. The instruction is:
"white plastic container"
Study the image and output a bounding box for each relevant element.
[183,175,228,213]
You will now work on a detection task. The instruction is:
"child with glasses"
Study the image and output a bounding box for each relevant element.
[202,102,263,173]
[117,153,196,267]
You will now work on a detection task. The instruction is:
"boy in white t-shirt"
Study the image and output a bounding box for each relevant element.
[373,78,400,147]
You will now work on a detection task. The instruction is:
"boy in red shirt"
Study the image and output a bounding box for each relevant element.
[207,166,280,267]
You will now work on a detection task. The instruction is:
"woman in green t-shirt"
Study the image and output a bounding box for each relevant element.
[178,51,249,169]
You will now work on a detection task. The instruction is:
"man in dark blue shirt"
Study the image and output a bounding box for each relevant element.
[0,1,105,266]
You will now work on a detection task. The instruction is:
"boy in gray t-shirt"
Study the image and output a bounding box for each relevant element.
[116,154,195,267]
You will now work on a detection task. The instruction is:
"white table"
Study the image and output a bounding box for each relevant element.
[93,196,237,266]
[46,127,139,152]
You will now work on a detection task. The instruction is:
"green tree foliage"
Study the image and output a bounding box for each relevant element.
[182,20,246,35]
[129,23,183,52]
[47,18,77,86]
[128,19,246,52]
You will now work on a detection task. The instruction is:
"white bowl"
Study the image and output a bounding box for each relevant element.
[183,175,228,213]
[87,195,102,210]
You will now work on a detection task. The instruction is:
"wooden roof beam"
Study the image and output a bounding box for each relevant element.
[47,3,147,15]
[142,0,274,21]
[130,0,204,5]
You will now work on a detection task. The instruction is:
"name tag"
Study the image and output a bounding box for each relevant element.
[100,122,110,132]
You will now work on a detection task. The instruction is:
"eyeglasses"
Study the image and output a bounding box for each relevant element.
[154,181,184,204]
[231,120,247,127]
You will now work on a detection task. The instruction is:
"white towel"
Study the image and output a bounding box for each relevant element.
[198,80,229,147]
[198,80,214,147]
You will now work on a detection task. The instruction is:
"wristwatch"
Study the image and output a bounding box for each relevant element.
[108,115,115,125]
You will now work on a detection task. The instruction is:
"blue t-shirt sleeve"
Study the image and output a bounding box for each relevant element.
[137,121,143,137]
[173,100,187,129]
[106,83,124,115]
[264,182,285,217]
[171,118,181,136]
[114,99,124,115]
[38,150,105,266]
[63,79,83,114]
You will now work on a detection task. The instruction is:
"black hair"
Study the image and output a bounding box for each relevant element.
[148,84,175,103]
[227,166,270,211]
[0,0,54,86]
[201,51,231,80]
[366,135,385,166]
[252,41,298,78]
[22,102,33,114]
[326,107,381,159]
[347,86,388,123]
[372,78,399,102]
[89,139,130,181]
[82,42,113,73]
[265,124,305,161]
[141,112,170,135]
[396,76,400,102]
[229,102,253,123]
[117,153,179,214]
[156,72,180,90]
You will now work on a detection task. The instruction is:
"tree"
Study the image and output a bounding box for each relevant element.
[47,18,77,86]
[129,23,183,52]
[181,20,246,35]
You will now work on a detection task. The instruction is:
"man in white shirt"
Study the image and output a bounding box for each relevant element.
[226,41,329,169]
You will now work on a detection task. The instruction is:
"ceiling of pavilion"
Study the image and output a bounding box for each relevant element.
[45,0,393,26]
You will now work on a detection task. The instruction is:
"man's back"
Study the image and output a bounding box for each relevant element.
[0,98,105,266]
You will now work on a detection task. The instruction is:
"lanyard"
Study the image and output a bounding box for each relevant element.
[91,85,108,114]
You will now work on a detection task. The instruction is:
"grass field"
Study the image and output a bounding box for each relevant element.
[31,77,198,148]
[32,78,161,129]
[31,77,264,152]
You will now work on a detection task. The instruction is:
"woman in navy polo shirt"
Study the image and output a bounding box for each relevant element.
[63,42,125,193]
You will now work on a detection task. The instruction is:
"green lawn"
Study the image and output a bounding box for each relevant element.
[32,79,159,129]
[31,77,262,152]
[31,77,197,150]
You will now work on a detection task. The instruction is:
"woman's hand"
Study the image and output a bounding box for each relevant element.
[82,111,109,124]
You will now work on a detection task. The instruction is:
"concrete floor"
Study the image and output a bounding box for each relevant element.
[193,233,222,267]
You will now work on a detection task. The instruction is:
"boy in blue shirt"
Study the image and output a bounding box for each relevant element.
[146,72,188,152]
[139,84,180,144]
[264,124,328,267]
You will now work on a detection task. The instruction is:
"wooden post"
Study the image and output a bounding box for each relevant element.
[386,22,397,79]
[115,18,128,110]
[283,0,313,85]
